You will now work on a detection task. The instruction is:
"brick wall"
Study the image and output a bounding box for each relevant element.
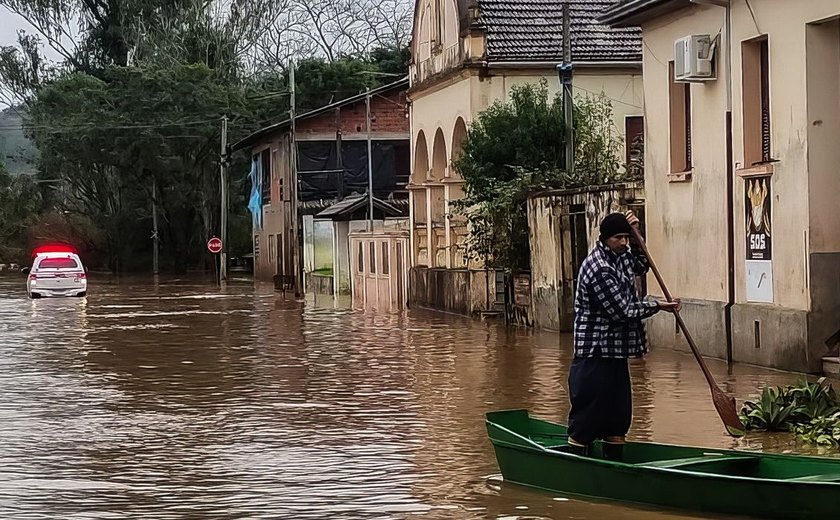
[296,90,408,136]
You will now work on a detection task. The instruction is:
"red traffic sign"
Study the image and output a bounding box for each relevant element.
[207,237,223,254]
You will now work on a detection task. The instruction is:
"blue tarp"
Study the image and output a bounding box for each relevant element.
[247,158,262,230]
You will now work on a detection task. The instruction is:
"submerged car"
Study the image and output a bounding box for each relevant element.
[26,251,88,298]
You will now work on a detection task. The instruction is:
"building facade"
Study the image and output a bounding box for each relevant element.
[601,0,840,373]
[232,80,410,292]
[408,0,644,314]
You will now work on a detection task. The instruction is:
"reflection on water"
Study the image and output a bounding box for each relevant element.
[0,274,830,519]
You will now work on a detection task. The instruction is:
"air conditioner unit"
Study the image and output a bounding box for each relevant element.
[674,35,715,82]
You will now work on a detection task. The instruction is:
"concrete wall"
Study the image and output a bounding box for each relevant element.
[638,1,840,371]
[468,70,644,140]
[640,6,730,306]
[413,0,460,63]
[306,273,334,295]
[805,19,840,362]
[409,267,496,315]
[411,70,644,187]
[408,67,644,313]
[528,183,645,332]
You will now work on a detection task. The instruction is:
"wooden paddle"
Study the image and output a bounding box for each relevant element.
[630,226,746,438]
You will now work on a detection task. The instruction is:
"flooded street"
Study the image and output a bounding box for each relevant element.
[0,274,829,519]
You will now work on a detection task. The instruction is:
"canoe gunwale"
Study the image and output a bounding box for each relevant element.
[486,411,840,487]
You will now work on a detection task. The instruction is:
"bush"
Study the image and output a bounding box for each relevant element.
[452,80,634,272]
[739,378,840,446]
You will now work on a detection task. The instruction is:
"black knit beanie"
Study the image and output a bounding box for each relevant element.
[599,213,632,242]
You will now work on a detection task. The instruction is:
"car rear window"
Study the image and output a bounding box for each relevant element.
[38,258,79,269]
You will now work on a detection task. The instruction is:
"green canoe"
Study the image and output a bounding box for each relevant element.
[486,409,840,520]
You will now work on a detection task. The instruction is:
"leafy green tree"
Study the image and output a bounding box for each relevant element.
[0,161,42,263]
[453,81,631,272]
[0,0,412,274]
[25,64,246,272]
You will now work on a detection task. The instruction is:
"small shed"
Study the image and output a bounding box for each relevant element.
[348,229,410,311]
[304,193,408,296]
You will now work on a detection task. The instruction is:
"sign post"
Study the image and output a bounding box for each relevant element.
[207,236,223,255]
[208,236,223,285]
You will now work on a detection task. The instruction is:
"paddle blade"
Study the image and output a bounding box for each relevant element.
[712,387,745,438]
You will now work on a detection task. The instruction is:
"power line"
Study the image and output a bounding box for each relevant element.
[745,0,761,34]
[0,118,221,132]
[643,40,666,67]
[573,85,644,110]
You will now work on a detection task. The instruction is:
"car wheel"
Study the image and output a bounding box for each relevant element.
[76,292,87,298]
[30,293,41,299]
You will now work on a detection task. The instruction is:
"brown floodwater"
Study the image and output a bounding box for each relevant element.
[0,273,833,519]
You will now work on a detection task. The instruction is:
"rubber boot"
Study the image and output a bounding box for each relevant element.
[566,438,591,457]
[603,440,625,462]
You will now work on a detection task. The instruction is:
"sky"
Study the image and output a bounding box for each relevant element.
[0,6,65,107]
[1,6,34,47]
[1,6,66,60]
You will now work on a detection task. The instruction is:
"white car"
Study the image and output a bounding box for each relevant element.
[26,252,88,298]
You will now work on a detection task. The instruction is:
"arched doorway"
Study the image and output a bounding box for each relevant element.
[450,117,467,174]
[412,130,430,267]
[448,117,468,267]
[412,130,429,185]
[430,128,447,267]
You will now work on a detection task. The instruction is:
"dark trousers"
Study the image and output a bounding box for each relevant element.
[567,357,632,445]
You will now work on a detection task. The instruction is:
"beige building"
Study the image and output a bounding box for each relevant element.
[408,0,645,314]
[601,0,840,373]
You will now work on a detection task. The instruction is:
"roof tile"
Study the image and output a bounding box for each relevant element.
[478,0,642,63]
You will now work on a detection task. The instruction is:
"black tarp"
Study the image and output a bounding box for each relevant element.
[296,140,410,202]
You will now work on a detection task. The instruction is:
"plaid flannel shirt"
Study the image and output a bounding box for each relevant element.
[573,240,660,359]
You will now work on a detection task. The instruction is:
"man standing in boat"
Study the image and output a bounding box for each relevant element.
[567,211,680,461]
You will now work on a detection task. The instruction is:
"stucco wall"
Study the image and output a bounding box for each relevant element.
[528,183,645,332]
[640,7,730,305]
[639,1,840,371]
[411,69,644,181]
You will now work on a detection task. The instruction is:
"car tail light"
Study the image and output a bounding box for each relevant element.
[78,272,86,279]
[28,274,37,280]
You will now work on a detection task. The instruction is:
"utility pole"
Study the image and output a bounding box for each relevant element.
[560,3,574,173]
[366,87,374,232]
[290,62,303,297]
[152,175,159,275]
[220,115,229,284]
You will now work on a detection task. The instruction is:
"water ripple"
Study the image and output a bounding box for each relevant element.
[0,274,821,519]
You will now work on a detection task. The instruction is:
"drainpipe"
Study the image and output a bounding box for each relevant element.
[692,0,734,364]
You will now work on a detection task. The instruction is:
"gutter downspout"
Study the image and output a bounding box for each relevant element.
[692,0,734,364]
[724,3,735,366]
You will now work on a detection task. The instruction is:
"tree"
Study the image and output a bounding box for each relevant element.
[0,161,42,263]
[253,0,412,70]
[453,81,630,272]
[25,64,247,272]
[0,0,412,273]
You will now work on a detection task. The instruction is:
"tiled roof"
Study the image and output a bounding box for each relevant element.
[478,0,642,63]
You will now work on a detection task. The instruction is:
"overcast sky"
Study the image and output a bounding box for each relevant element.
[1,7,33,46]
[1,6,65,60]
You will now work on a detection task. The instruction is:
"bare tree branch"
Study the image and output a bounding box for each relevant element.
[253,0,411,69]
